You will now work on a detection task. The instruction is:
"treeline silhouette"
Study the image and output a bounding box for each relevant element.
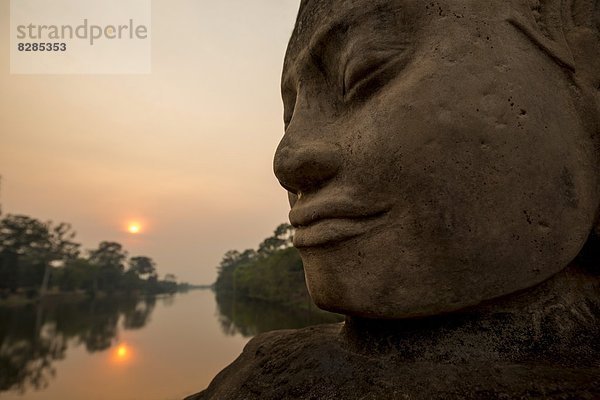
[213,223,342,335]
[0,214,185,299]
[214,224,311,307]
[213,223,340,310]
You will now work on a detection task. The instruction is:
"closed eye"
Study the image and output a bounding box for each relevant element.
[342,48,408,102]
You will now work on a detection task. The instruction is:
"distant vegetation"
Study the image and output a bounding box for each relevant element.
[214,223,341,325]
[214,224,311,307]
[0,214,190,301]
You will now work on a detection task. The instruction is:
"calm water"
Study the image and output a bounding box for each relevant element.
[0,290,342,400]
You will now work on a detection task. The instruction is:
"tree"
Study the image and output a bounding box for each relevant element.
[0,213,180,297]
[0,215,80,294]
[40,222,80,295]
[274,223,294,246]
[55,258,93,292]
[218,250,241,272]
[47,223,80,262]
[88,242,127,270]
[88,242,127,293]
[128,256,156,279]
[0,215,50,292]
[257,224,294,256]
[215,249,257,292]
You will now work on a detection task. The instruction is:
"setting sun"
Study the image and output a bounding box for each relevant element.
[111,343,134,364]
[117,345,128,358]
[128,223,141,234]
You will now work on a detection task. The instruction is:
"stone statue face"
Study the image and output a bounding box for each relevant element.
[274,0,600,318]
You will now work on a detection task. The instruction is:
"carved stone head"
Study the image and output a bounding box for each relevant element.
[273,0,600,318]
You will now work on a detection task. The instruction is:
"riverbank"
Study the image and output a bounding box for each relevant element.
[0,291,87,307]
[0,287,206,308]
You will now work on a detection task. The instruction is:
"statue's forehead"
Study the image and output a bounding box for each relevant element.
[288,0,521,46]
[291,0,401,43]
[285,0,419,68]
[284,0,532,68]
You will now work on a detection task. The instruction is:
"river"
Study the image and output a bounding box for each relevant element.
[0,290,342,400]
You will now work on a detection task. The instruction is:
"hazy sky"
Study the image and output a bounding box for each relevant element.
[0,0,301,284]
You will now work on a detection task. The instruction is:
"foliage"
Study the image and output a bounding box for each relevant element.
[0,214,185,298]
[0,215,80,294]
[214,223,320,309]
[88,241,127,294]
[129,256,156,278]
[89,242,127,271]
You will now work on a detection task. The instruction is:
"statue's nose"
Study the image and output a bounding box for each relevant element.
[273,140,342,196]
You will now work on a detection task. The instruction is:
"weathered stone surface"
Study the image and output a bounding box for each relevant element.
[187,263,600,400]
[191,330,598,400]
[273,0,600,319]
[187,0,600,397]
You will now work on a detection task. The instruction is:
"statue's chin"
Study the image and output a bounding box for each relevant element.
[337,260,600,360]
[303,237,600,320]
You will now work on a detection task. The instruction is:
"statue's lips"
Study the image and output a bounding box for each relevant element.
[290,205,389,248]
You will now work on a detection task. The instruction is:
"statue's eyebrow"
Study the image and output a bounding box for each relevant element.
[282,4,410,92]
[282,17,354,91]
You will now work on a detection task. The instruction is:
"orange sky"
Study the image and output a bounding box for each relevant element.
[0,0,301,284]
